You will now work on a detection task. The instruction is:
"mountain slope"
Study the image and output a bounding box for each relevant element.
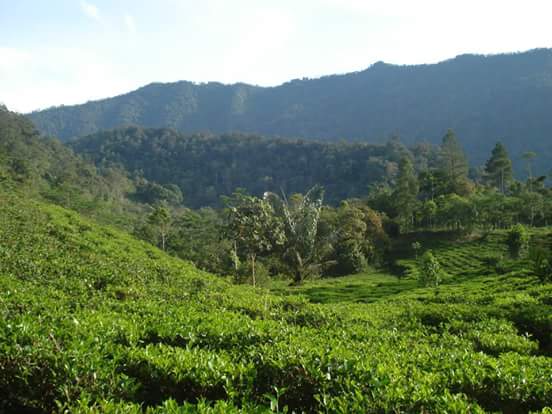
[28,49,552,169]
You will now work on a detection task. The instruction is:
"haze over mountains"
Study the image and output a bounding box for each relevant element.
[28,48,552,169]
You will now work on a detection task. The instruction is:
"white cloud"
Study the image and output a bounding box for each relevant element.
[0,47,32,70]
[80,0,100,21]
[124,14,136,35]
[0,47,140,113]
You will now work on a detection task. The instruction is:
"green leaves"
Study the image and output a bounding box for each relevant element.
[1,191,552,413]
[418,250,443,288]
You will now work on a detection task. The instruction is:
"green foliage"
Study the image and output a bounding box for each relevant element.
[1,192,551,413]
[485,142,513,193]
[223,192,285,286]
[529,246,552,282]
[265,186,325,284]
[507,224,530,258]
[69,127,393,208]
[481,253,507,274]
[418,250,443,287]
[0,107,149,228]
[392,156,419,231]
[147,203,172,251]
[134,178,184,206]
[439,129,470,195]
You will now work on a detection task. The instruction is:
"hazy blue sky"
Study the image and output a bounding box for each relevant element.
[1,0,551,112]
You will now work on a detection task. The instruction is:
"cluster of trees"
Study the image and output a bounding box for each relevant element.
[118,127,552,285]
[136,187,389,284]
[369,130,552,233]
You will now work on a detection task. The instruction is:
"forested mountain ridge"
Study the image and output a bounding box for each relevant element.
[69,126,404,207]
[29,48,552,170]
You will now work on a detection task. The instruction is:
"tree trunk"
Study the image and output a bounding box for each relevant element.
[251,253,256,287]
[233,240,239,272]
[293,269,302,285]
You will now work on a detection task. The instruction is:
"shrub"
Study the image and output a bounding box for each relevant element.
[481,253,507,274]
[506,224,529,259]
[418,250,443,287]
[529,246,552,283]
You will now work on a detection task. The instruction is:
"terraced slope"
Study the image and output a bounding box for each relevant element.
[1,193,551,413]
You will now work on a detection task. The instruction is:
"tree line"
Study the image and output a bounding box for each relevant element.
[135,129,552,285]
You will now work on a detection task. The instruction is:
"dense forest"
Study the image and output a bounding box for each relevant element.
[69,126,413,207]
[29,48,552,171]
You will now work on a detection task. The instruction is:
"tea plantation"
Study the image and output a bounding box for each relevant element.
[1,192,551,413]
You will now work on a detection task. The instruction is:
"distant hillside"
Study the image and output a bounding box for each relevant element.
[69,127,412,207]
[0,106,153,227]
[28,49,552,170]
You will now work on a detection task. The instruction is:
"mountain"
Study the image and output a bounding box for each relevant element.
[28,49,552,170]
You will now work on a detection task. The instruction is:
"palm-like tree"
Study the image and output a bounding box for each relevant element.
[264,185,325,284]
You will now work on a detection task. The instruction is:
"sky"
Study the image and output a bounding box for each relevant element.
[1,0,551,113]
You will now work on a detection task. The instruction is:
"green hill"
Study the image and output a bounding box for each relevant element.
[28,48,552,172]
[1,191,551,413]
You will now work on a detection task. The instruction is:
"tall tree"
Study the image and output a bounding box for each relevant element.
[522,151,537,180]
[393,157,419,231]
[522,151,537,192]
[223,192,284,287]
[334,202,368,275]
[439,129,469,195]
[484,142,513,193]
[147,203,172,251]
[264,185,325,284]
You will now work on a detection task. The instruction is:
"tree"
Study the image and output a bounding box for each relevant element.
[264,185,325,284]
[223,192,284,287]
[420,200,437,228]
[411,241,422,259]
[147,203,172,251]
[439,129,469,195]
[334,202,368,275]
[392,157,419,231]
[522,151,537,181]
[484,142,513,193]
[520,190,544,227]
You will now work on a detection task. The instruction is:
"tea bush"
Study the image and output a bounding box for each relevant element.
[0,193,551,413]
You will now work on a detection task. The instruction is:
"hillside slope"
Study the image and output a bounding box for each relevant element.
[28,49,552,169]
[0,105,147,227]
[1,191,551,413]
